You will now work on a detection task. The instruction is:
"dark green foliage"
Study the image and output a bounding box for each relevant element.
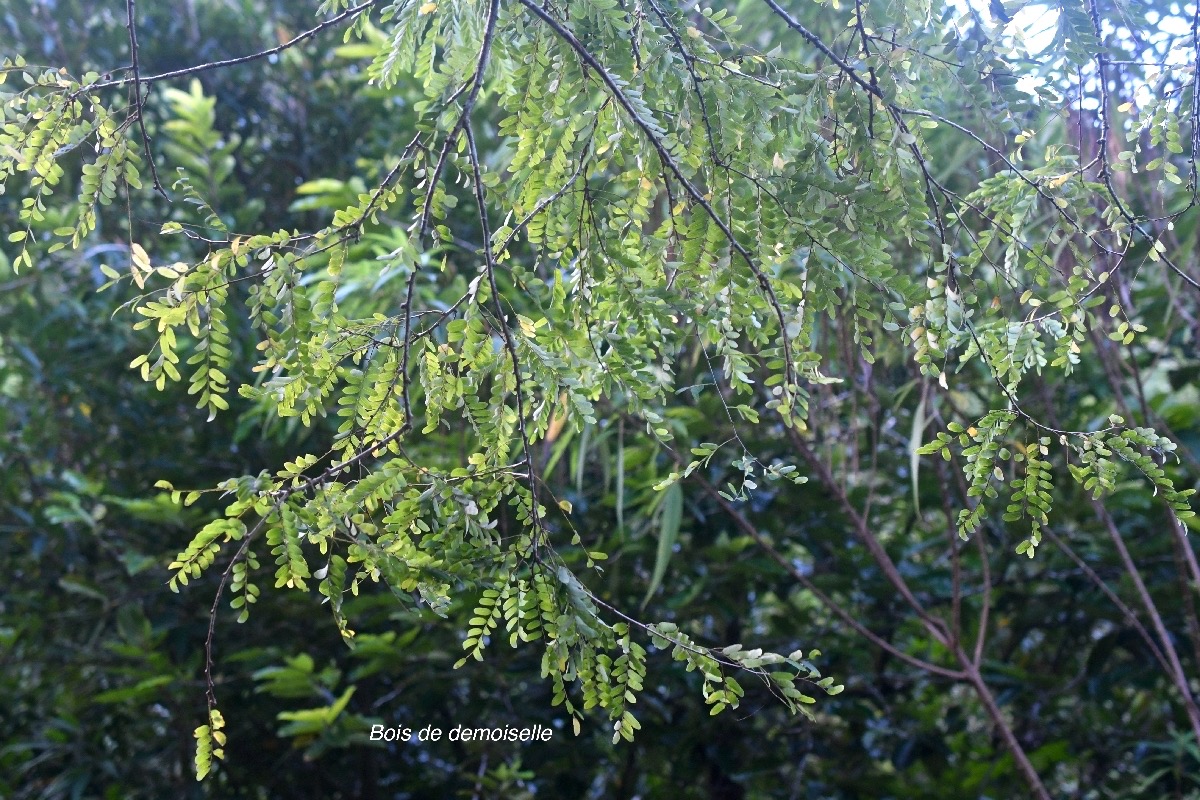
[3,0,1200,797]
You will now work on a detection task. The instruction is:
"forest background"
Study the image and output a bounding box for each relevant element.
[2,0,1200,797]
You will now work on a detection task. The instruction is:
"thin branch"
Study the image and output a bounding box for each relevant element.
[465,118,546,546]
[96,0,383,91]
[783,426,954,647]
[1086,0,1200,293]
[1042,527,1172,676]
[400,270,418,427]
[957,663,1051,800]
[125,0,166,199]
[204,512,271,711]
[971,527,991,668]
[938,464,964,651]
[1093,500,1200,743]
[1169,511,1200,597]
[691,471,966,680]
[491,107,603,258]
[418,0,501,239]
[784,412,1050,798]
[518,0,800,399]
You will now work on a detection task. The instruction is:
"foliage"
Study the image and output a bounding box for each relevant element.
[3,0,1200,797]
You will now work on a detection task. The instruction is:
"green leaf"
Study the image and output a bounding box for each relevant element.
[642,483,683,610]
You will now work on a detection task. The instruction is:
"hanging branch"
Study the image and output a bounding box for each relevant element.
[518,0,802,403]
[464,119,548,547]
[124,0,166,199]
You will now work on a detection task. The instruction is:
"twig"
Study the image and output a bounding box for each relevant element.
[465,118,546,545]
[691,470,966,680]
[125,0,166,199]
[418,0,501,239]
[518,0,800,401]
[1093,500,1200,744]
[1086,0,1200,293]
[1042,527,1172,676]
[204,512,272,711]
[96,0,382,92]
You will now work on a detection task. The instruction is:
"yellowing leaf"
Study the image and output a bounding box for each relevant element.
[130,243,150,289]
[131,243,151,271]
[419,1,437,13]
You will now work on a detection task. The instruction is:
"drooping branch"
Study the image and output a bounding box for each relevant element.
[124,0,166,199]
[417,0,501,239]
[1085,0,1200,293]
[95,0,384,92]
[517,0,801,401]
[464,118,546,546]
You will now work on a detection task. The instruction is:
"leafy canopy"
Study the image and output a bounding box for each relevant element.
[2,0,1198,792]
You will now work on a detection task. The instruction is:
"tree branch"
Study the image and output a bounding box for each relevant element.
[97,0,383,92]
[1093,500,1200,743]
[125,0,166,199]
[518,0,800,400]
[689,471,966,680]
